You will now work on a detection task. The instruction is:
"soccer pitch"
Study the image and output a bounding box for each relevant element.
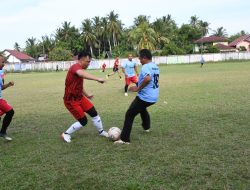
[1,61,250,189]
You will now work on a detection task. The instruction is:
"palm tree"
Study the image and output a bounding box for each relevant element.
[190,15,199,27]
[93,16,103,58]
[129,22,157,51]
[134,15,150,27]
[81,19,97,56]
[198,21,210,36]
[101,17,112,54]
[14,42,21,51]
[212,27,228,37]
[107,11,122,47]
[25,37,38,58]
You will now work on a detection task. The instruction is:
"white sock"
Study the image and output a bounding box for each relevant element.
[92,115,104,133]
[65,122,82,135]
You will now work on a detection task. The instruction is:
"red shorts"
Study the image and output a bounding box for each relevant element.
[64,96,93,120]
[125,76,138,86]
[0,99,13,116]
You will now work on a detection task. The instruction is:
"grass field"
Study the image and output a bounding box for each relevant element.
[0,61,250,190]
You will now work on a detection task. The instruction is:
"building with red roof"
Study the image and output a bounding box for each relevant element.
[3,49,34,63]
[229,35,250,51]
[194,36,237,53]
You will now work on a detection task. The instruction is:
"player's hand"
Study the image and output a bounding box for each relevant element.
[128,86,138,92]
[8,81,14,87]
[97,78,105,83]
[125,74,128,78]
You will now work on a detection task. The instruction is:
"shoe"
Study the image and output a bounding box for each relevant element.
[61,133,71,143]
[119,78,122,80]
[144,129,150,133]
[124,93,128,96]
[99,130,109,138]
[0,133,12,141]
[114,139,130,144]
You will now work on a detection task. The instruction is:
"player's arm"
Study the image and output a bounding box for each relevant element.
[2,81,14,90]
[76,69,104,83]
[130,75,150,92]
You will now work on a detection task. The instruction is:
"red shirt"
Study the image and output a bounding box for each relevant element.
[102,63,106,68]
[114,59,119,68]
[64,63,83,101]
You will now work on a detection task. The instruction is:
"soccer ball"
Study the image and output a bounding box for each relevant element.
[108,127,121,141]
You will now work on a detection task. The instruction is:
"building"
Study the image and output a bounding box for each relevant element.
[194,36,236,53]
[229,35,250,51]
[3,49,34,63]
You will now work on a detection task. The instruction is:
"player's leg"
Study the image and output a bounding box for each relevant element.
[0,99,14,141]
[118,97,144,143]
[86,106,108,137]
[62,100,86,142]
[124,77,130,96]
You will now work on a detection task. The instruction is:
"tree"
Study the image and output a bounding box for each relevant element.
[134,15,150,27]
[107,11,122,48]
[81,19,97,56]
[14,42,21,51]
[129,22,157,51]
[25,37,39,58]
[93,16,103,58]
[190,15,199,27]
[49,47,72,61]
[212,27,228,37]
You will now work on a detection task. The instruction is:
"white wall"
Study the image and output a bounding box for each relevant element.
[4,52,250,72]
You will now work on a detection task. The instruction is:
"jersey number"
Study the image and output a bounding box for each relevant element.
[153,74,159,89]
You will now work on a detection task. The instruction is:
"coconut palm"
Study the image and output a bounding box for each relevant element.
[129,22,157,51]
[93,16,103,57]
[81,19,97,56]
[107,11,122,47]
[212,27,228,37]
[25,37,38,58]
[134,15,150,27]
[14,42,21,51]
[190,15,199,27]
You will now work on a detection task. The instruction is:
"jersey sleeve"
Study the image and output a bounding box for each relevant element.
[141,65,151,78]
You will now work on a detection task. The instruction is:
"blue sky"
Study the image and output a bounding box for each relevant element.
[0,0,249,50]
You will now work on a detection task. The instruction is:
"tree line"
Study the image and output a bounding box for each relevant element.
[12,11,249,61]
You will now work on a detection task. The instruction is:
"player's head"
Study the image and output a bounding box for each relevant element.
[0,55,5,69]
[78,51,92,69]
[139,49,152,64]
[128,54,133,61]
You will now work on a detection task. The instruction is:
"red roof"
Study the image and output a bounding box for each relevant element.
[229,35,250,47]
[215,43,236,50]
[194,36,228,44]
[5,49,34,60]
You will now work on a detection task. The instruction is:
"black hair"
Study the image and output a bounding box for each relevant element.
[78,51,92,60]
[139,49,152,60]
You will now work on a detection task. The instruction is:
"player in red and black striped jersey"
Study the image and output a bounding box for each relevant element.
[106,57,122,80]
[61,51,109,143]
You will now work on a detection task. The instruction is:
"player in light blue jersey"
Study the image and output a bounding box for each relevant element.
[0,55,15,141]
[115,49,159,144]
[121,54,139,96]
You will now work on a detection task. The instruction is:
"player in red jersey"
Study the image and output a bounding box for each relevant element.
[101,62,106,72]
[106,57,122,79]
[61,51,108,143]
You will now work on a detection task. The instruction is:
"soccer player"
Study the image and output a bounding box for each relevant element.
[121,54,139,96]
[200,55,205,67]
[101,62,106,72]
[0,55,15,141]
[106,57,122,79]
[114,49,159,144]
[61,51,109,143]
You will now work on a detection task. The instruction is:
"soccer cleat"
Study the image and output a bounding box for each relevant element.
[124,93,128,96]
[61,133,71,143]
[114,139,130,144]
[144,129,150,133]
[99,130,109,138]
[0,133,12,141]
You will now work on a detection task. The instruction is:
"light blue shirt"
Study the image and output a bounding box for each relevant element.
[121,60,137,77]
[137,62,159,103]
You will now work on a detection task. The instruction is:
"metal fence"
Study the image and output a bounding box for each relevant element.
[4,52,250,72]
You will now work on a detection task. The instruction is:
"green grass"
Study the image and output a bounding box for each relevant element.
[0,61,250,190]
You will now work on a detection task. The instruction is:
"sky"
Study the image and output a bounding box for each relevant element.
[0,0,249,50]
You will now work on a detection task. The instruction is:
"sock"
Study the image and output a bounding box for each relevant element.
[92,115,104,133]
[65,122,82,135]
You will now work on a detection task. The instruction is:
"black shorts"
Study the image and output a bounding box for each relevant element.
[113,67,119,72]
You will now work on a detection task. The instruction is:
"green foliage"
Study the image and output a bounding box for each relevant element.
[239,46,247,51]
[161,42,185,55]
[48,47,72,61]
[207,45,220,53]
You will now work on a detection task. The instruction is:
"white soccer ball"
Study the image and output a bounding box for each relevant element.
[108,127,121,141]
